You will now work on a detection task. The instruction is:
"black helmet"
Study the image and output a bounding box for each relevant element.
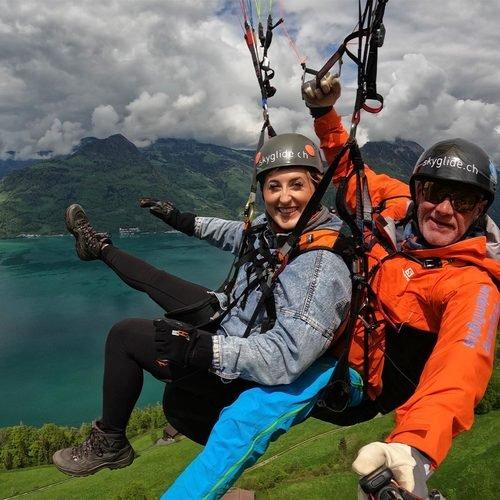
[255,133,324,183]
[410,138,497,209]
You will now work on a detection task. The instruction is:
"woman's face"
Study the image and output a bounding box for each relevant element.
[262,167,316,232]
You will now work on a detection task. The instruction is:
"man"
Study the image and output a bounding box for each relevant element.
[165,78,498,499]
[304,75,499,497]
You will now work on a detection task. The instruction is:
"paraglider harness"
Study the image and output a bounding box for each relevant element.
[292,0,390,413]
[168,0,389,414]
[167,220,354,337]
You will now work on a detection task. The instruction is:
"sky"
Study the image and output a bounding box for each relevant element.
[0,0,499,163]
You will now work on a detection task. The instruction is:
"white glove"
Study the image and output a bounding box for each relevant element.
[301,72,341,108]
[352,442,431,499]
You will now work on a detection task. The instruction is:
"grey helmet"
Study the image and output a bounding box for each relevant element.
[255,133,325,183]
[410,138,497,209]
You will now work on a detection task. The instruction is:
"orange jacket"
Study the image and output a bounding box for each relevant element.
[315,109,500,466]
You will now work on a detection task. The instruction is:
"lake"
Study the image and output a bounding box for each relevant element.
[0,233,233,428]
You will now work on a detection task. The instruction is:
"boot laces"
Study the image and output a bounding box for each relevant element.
[79,221,98,240]
[72,428,107,459]
[79,221,107,250]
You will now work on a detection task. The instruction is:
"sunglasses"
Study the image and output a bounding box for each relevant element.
[420,180,484,213]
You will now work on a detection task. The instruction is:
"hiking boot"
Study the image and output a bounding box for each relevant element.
[52,421,134,476]
[65,204,111,260]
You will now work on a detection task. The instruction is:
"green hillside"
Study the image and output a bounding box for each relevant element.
[1,409,498,499]
[0,136,254,238]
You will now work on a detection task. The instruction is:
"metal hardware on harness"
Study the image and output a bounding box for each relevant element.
[374,22,386,47]
[421,257,442,269]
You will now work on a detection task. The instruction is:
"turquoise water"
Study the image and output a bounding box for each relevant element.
[0,233,233,428]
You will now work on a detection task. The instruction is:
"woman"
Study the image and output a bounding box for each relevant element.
[52,133,362,484]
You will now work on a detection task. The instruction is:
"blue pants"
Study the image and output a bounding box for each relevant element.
[162,358,363,499]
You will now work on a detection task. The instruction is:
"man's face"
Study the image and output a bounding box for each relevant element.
[416,179,487,246]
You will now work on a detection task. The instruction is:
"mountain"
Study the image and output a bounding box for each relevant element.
[0,135,253,238]
[0,158,37,180]
[72,134,144,162]
[360,137,423,181]
[0,135,497,238]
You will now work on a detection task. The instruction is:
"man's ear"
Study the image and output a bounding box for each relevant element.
[473,200,488,221]
[414,181,423,201]
[475,199,488,218]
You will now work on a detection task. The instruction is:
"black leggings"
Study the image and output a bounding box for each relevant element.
[99,245,251,443]
[101,244,210,311]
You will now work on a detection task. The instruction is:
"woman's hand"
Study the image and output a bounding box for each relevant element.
[139,198,195,236]
[153,318,213,369]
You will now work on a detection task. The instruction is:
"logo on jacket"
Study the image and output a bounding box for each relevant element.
[464,285,491,349]
[403,267,415,280]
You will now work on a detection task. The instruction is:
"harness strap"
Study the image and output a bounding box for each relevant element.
[349,143,373,231]
[240,227,348,338]
[363,0,387,110]
[317,274,367,412]
[217,222,268,301]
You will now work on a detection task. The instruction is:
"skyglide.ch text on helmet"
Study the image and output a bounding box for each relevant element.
[418,156,479,174]
[257,148,314,167]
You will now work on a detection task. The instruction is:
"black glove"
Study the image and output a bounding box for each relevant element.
[139,198,195,236]
[153,318,213,369]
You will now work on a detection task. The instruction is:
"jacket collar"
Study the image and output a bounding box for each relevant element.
[253,206,335,250]
[400,218,500,281]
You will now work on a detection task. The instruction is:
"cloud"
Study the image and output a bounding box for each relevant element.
[363,53,500,156]
[91,105,120,139]
[122,91,174,146]
[0,0,498,164]
[173,90,206,111]
[36,118,85,156]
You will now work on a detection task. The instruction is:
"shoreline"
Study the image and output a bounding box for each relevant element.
[1,229,181,241]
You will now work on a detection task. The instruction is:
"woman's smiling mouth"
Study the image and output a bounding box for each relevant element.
[277,207,298,215]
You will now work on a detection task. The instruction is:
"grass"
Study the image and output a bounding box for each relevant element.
[1,410,498,499]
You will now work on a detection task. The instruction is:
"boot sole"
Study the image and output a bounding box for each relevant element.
[65,204,83,235]
[53,447,135,477]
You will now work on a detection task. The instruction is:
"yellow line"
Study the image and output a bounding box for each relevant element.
[245,424,353,472]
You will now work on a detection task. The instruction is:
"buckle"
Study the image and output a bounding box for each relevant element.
[422,257,442,269]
